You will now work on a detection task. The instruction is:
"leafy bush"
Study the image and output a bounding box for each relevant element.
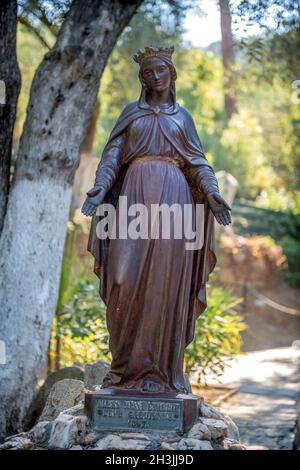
[281,235,300,287]
[51,220,246,378]
[233,200,300,286]
[184,284,246,385]
[54,276,111,367]
[52,270,245,381]
[49,220,111,370]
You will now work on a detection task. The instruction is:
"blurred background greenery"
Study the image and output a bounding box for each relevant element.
[14,0,300,380]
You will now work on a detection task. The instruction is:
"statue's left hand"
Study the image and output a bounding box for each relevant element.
[207,192,232,226]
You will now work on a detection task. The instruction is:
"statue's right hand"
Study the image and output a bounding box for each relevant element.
[81,186,106,217]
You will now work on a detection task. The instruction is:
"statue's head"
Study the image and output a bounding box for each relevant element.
[133,46,177,105]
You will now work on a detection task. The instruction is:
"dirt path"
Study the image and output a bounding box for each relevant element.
[239,280,300,352]
[216,233,300,352]
[201,234,300,449]
[205,347,300,450]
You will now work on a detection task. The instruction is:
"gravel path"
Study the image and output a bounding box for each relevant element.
[205,347,300,450]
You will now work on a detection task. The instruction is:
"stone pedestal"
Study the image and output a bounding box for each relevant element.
[85,388,202,434]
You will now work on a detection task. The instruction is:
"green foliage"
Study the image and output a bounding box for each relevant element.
[57,222,78,310]
[281,233,300,287]
[98,36,300,208]
[14,24,50,146]
[49,217,111,368]
[53,239,246,378]
[215,109,266,199]
[233,200,300,240]
[255,189,300,213]
[57,275,245,379]
[16,5,300,214]
[233,1,300,81]
[16,1,299,370]
[56,275,111,367]
[185,285,246,385]
[232,200,300,286]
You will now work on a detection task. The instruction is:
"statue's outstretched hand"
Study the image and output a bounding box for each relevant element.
[81,186,106,217]
[207,192,232,226]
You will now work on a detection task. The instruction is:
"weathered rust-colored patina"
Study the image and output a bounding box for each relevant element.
[82,45,231,395]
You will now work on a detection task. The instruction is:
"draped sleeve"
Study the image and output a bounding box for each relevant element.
[93,133,126,193]
[180,108,220,196]
[90,102,138,194]
[184,164,220,197]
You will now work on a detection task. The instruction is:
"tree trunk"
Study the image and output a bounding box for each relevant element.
[219,0,237,121]
[0,0,142,441]
[81,98,100,155]
[0,0,21,234]
[72,99,100,209]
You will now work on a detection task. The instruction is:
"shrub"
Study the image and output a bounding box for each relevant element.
[52,274,245,382]
[184,284,246,385]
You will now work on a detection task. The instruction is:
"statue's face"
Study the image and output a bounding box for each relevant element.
[140,57,171,92]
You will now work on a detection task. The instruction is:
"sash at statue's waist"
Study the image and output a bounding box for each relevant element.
[127,155,206,202]
[128,155,184,169]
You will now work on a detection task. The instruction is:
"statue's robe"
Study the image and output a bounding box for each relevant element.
[88,99,218,392]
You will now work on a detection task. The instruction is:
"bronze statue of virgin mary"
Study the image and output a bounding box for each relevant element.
[82,45,231,394]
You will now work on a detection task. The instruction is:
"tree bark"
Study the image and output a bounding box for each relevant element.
[0,0,143,441]
[71,99,100,209]
[0,0,21,234]
[81,98,100,155]
[219,0,237,121]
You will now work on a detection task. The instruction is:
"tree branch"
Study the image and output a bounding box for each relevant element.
[18,15,51,49]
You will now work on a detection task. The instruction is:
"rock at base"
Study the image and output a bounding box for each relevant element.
[48,414,88,449]
[39,379,84,422]
[198,418,228,440]
[161,438,213,451]
[25,366,84,428]
[200,402,240,441]
[84,361,111,391]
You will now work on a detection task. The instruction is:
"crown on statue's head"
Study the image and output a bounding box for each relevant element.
[133,45,175,65]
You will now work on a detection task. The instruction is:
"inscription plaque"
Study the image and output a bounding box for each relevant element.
[85,389,202,433]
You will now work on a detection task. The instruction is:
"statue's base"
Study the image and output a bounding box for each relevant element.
[85,388,202,434]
